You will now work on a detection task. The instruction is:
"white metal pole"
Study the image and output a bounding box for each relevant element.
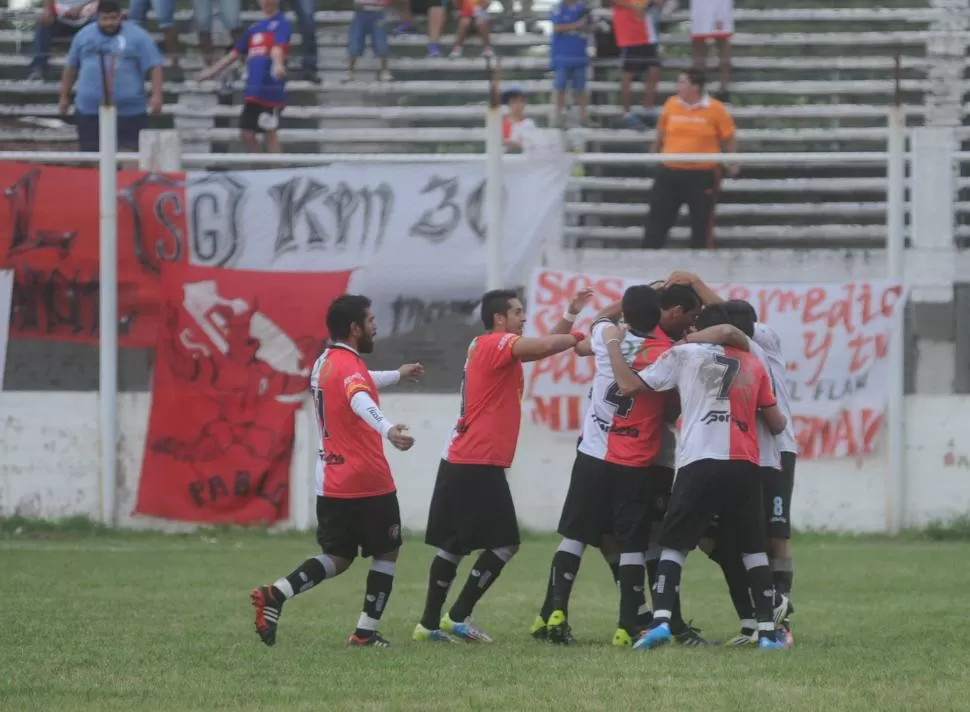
[99,104,119,527]
[885,102,906,535]
[485,107,504,291]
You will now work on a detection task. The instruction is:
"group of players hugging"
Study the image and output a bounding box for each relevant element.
[248,270,796,651]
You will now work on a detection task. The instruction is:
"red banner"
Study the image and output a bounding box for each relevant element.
[0,163,184,346]
[135,264,351,524]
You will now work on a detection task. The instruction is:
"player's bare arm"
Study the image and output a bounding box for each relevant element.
[574,338,594,357]
[550,288,595,335]
[760,404,787,435]
[195,50,240,81]
[666,271,723,306]
[684,324,750,351]
[397,363,425,381]
[511,333,584,363]
[599,323,650,396]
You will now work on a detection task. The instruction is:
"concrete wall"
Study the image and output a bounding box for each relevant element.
[3,391,970,533]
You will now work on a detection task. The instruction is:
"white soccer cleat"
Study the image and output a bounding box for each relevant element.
[441,614,493,643]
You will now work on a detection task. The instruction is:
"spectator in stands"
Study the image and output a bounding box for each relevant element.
[193,0,243,82]
[690,0,733,101]
[346,0,392,83]
[127,0,179,67]
[611,0,662,131]
[451,0,493,58]
[497,0,538,33]
[643,69,737,248]
[392,0,417,34]
[549,0,591,127]
[281,0,319,82]
[27,0,97,81]
[501,87,535,152]
[195,0,289,153]
[58,0,163,151]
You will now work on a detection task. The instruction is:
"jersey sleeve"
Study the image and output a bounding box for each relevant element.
[273,19,292,46]
[638,345,684,392]
[340,362,377,403]
[657,99,672,135]
[755,363,777,409]
[752,322,782,356]
[589,319,611,357]
[233,26,251,55]
[488,332,521,368]
[715,103,737,141]
[549,4,565,24]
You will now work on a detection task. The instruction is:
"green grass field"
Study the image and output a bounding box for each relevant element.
[2,526,969,712]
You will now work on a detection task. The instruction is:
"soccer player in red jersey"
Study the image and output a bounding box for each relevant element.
[413,289,587,644]
[249,294,422,649]
[601,303,791,650]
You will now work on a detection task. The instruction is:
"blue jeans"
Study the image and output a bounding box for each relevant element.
[348,11,388,59]
[283,0,317,71]
[128,0,176,28]
[32,20,87,71]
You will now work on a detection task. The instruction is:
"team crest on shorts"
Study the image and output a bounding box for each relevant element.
[389,524,401,539]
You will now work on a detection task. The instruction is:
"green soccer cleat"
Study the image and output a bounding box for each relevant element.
[529,615,549,641]
[545,610,576,645]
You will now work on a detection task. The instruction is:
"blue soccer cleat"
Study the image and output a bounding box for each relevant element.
[633,622,671,650]
[758,636,790,650]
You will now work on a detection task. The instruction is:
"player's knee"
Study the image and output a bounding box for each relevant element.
[697,536,716,557]
[769,538,790,558]
[600,534,618,555]
[491,545,518,562]
[557,538,586,557]
[325,553,354,575]
[435,549,462,565]
[374,549,399,563]
[741,552,769,570]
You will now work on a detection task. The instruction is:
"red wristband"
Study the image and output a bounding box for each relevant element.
[570,331,585,343]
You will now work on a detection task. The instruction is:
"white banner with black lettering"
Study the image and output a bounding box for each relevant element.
[0,269,12,390]
[185,157,573,337]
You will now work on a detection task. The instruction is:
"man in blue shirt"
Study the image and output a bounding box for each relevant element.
[195,0,291,154]
[58,0,163,152]
[549,0,592,127]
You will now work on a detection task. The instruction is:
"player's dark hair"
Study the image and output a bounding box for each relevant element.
[326,294,372,341]
[660,283,701,313]
[98,0,121,14]
[622,285,662,335]
[723,299,757,338]
[684,69,707,91]
[693,303,732,331]
[480,289,518,329]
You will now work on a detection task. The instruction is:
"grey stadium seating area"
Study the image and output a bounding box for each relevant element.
[1,0,968,391]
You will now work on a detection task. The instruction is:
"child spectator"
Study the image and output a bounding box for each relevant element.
[193,0,243,78]
[501,87,535,152]
[346,0,392,83]
[451,0,493,58]
[195,0,290,154]
[549,0,592,127]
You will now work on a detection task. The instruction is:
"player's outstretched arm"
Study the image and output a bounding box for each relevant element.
[666,271,723,306]
[685,324,750,351]
[511,333,583,362]
[760,405,787,435]
[550,288,594,335]
[349,391,415,451]
[574,337,594,357]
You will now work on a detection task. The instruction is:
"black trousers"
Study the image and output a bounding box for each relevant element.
[643,166,721,249]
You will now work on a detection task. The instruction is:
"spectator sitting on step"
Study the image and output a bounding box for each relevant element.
[549,0,592,128]
[195,0,290,154]
[451,0,493,59]
[58,0,163,152]
[193,0,244,89]
[497,0,539,34]
[345,0,393,83]
[27,0,97,81]
[501,87,535,153]
[612,0,663,131]
[127,0,180,67]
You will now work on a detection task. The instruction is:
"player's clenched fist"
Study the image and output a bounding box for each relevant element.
[388,425,415,451]
[397,363,425,381]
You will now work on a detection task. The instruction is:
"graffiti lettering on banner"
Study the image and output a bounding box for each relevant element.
[523,268,910,459]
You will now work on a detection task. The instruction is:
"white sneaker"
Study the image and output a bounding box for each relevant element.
[449,46,463,59]
[341,71,354,84]
[377,69,393,82]
[482,46,494,59]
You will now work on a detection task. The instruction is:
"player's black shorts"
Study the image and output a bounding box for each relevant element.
[647,465,675,527]
[762,451,796,539]
[620,43,662,73]
[315,492,402,561]
[557,451,667,552]
[240,101,283,133]
[658,458,767,554]
[425,459,520,555]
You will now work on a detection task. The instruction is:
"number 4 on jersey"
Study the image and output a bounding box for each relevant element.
[604,381,634,418]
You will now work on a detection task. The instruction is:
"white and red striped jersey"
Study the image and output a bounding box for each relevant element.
[752,323,797,454]
[577,320,670,467]
[638,342,776,469]
[749,340,781,470]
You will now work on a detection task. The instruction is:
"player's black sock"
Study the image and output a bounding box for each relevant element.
[617,552,645,634]
[743,552,777,642]
[709,544,756,624]
[771,556,794,607]
[420,551,460,630]
[272,553,339,602]
[354,559,395,639]
[550,550,582,614]
[651,550,684,626]
[448,548,514,622]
